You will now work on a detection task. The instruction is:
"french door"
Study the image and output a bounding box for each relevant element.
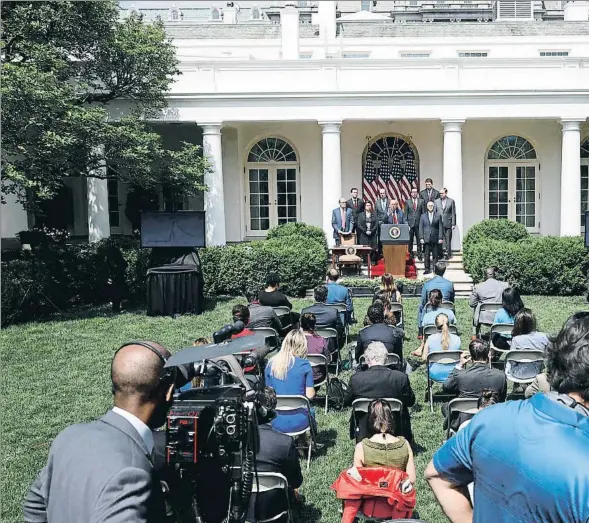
[107,177,133,235]
[246,165,299,236]
[486,163,540,232]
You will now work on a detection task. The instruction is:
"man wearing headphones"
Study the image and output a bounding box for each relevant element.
[24,341,179,523]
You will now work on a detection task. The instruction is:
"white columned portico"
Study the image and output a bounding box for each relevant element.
[320,121,342,247]
[560,119,584,237]
[87,150,110,243]
[201,123,227,246]
[441,120,465,248]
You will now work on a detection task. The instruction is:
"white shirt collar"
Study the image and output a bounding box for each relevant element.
[112,406,154,454]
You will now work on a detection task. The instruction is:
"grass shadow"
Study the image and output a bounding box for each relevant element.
[297,501,322,523]
[314,428,338,456]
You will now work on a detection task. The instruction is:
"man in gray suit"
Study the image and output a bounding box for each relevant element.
[375,187,390,224]
[24,341,175,523]
[434,188,456,259]
[469,268,509,334]
[404,187,425,259]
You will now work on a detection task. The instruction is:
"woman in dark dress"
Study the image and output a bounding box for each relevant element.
[356,201,379,265]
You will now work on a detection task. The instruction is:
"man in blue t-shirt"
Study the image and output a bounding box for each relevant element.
[426,312,589,523]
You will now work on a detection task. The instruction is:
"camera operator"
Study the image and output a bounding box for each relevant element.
[24,341,180,523]
[248,387,303,522]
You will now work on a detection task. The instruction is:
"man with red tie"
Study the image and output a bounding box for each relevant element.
[346,187,365,233]
[404,187,425,260]
[386,199,406,225]
[332,198,354,246]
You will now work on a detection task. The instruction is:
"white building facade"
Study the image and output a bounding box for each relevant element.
[3,0,589,249]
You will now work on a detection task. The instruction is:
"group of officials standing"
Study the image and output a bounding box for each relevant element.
[332,179,456,274]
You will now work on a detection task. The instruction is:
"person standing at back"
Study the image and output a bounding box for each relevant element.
[332,197,354,246]
[419,178,440,203]
[346,187,365,233]
[434,188,456,260]
[426,312,589,523]
[404,187,424,260]
[24,341,177,523]
[375,187,390,225]
[418,201,444,275]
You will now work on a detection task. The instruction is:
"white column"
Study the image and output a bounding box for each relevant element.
[87,164,110,243]
[564,0,589,21]
[320,121,342,247]
[441,120,465,249]
[318,1,336,41]
[201,123,227,246]
[560,119,583,237]
[280,4,299,60]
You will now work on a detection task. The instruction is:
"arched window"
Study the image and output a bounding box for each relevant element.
[487,135,537,160]
[251,6,261,20]
[246,137,299,235]
[247,137,298,163]
[211,7,220,20]
[170,8,179,20]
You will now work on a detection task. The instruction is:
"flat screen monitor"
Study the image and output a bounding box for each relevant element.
[141,211,206,248]
[586,211,589,248]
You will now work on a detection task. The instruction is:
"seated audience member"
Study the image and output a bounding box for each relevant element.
[301,312,331,384]
[507,308,549,379]
[353,399,416,485]
[193,337,209,346]
[247,387,303,522]
[468,267,509,334]
[344,342,415,444]
[246,289,283,333]
[326,268,354,316]
[491,286,525,352]
[421,289,457,327]
[426,312,589,523]
[525,372,551,398]
[374,292,401,327]
[415,313,461,382]
[457,389,501,432]
[231,304,255,338]
[441,339,507,431]
[301,285,345,348]
[265,330,315,435]
[355,305,404,363]
[258,272,292,309]
[418,262,455,327]
[377,273,403,304]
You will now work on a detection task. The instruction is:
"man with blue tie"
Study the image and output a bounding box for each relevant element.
[386,199,406,225]
[332,198,353,246]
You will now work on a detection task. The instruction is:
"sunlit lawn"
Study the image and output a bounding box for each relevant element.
[1,295,585,523]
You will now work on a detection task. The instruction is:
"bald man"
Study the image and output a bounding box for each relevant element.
[24,341,174,523]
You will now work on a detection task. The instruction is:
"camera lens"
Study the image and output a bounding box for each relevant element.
[226,425,236,435]
[226,414,236,424]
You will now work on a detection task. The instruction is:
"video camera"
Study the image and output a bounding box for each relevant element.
[163,333,272,523]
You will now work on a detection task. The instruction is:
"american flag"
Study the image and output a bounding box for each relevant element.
[362,136,419,206]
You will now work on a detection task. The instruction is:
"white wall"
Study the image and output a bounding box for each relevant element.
[1,193,28,240]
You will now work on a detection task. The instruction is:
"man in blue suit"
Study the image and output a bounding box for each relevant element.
[418,261,455,328]
[386,199,406,225]
[325,268,353,320]
[332,198,353,246]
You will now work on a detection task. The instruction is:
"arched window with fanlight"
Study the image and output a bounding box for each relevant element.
[485,135,540,232]
[581,138,589,228]
[245,137,299,236]
[211,7,220,20]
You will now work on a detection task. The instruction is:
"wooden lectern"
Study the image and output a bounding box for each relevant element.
[380,224,410,278]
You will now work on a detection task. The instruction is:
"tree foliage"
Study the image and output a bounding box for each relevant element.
[1,1,209,207]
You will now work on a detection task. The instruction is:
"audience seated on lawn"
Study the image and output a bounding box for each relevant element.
[258,272,292,309]
[418,262,455,327]
[353,399,416,485]
[441,339,506,431]
[507,308,549,379]
[247,386,303,523]
[469,267,509,333]
[355,304,404,363]
[325,268,354,316]
[490,286,525,352]
[414,313,461,383]
[377,273,403,304]
[231,304,255,339]
[301,285,345,345]
[265,330,316,435]
[421,289,457,327]
[301,312,331,384]
[246,289,284,333]
[525,372,551,398]
[457,389,501,432]
[345,342,415,444]
[373,292,401,327]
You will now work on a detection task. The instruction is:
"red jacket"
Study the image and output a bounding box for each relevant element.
[331,467,416,523]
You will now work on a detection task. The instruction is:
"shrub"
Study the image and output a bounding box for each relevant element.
[464,236,589,295]
[463,219,529,259]
[266,222,328,253]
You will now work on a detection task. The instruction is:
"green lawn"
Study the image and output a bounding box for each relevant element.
[1,295,585,523]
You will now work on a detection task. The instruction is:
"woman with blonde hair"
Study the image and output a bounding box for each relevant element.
[378,273,402,304]
[419,313,462,382]
[265,329,315,433]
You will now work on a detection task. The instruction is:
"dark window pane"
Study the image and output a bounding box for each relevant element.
[287,194,296,205]
[109,212,120,227]
[251,207,259,218]
[250,182,259,193]
[261,219,270,230]
[251,218,260,230]
[250,194,259,206]
[278,207,286,218]
[260,207,269,218]
[489,180,498,191]
[277,194,286,205]
[277,181,286,193]
[260,182,268,193]
[499,204,508,217]
[288,207,297,218]
[526,216,535,227]
[260,194,269,205]
[287,182,296,193]
[277,169,286,181]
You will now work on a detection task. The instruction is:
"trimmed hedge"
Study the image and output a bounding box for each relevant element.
[1,224,328,325]
[464,235,589,295]
[463,219,529,259]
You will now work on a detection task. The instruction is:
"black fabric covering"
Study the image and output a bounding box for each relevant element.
[146,250,204,316]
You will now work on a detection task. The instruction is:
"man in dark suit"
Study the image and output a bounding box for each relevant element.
[419,200,444,274]
[355,304,404,363]
[434,188,457,259]
[246,290,284,333]
[248,387,303,522]
[441,339,507,431]
[301,285,344,348]
[385,199,406,225]
[375,187,390,225]
[346,187,365,233]
[24,341,176,523]
[332,198,354,246]
[345,342,415,443]
[419,178,440,203]
[404,187,424,259]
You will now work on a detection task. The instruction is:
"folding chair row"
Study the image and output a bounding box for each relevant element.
[272,306,293,331]
[474,302,503,336]
[358,352,401,371]
[325,302,350,347]
[424,300,456,313]
[426,350,463,413]
[351,397,404,442]
[306,354,330,414]
[315,327,343,376]
[489,322,514,354]
[445,397,479,440]
[423,323,458,342]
